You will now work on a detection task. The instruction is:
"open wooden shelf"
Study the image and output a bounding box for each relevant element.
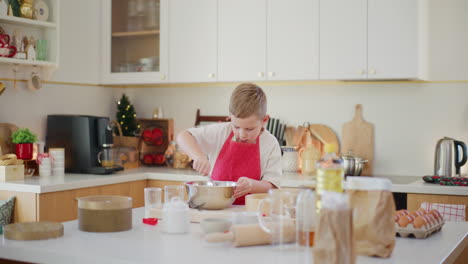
[112,30,160,37]
[0,15,57,29]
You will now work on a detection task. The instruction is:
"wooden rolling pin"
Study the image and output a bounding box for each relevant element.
[205,222,296,247]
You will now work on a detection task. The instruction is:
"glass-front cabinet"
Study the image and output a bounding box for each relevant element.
[101,0,168,84]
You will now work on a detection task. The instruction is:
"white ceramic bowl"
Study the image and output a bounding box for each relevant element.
[200,218,232,234]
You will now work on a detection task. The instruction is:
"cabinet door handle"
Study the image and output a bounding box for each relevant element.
[268,72,276,77]
[208,73,215,78]
[161,74,167,80]
[369,69,376,75]
[258,72,264,77]
[359,69,366,75]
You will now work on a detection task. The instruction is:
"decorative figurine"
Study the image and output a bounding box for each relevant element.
[19,0,33,19]
[25,36,35,60]
[33,0,48,21]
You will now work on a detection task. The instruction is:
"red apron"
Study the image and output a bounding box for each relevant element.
[211,132,261,205]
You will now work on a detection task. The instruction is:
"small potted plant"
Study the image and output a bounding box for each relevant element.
[11,128,37,160]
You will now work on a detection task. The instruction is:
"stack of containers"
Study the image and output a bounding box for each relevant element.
[49,148,65,176]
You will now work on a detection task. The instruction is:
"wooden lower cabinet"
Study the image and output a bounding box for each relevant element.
[407,193,468,221]
[38,180,146,222]
[0,179,189,223]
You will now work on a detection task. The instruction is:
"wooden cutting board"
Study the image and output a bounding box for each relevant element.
[4,222,64,240]
[0,123,18,155]
[342,104,374,176]
[308,124,340,155]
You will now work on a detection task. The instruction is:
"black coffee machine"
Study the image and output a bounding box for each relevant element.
[45,115,123,174]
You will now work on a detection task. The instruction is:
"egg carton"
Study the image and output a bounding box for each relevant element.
[395,221,444,239]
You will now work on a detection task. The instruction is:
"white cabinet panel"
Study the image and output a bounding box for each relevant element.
[169,0,217,83]
[319,0,367,80]
[267,0,319,80]
[368,0,418,79]
[218,0,267,82]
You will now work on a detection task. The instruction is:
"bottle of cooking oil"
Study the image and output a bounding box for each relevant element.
[316,144,344,211]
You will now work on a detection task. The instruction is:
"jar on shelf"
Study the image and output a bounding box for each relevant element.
[145,0,160,30]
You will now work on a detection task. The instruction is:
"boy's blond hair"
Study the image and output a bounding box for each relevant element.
[229,83,267,119]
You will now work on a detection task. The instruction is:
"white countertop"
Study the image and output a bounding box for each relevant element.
[0,167,467,196]
[0,207,467,264]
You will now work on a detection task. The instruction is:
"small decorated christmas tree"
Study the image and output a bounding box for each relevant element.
[116,94,140,136]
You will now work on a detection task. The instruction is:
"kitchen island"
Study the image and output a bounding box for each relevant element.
[0,167,467,222]
[0,207,467,264]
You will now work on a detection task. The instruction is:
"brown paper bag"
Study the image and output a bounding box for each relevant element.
[314,208,356,264]
[348,189,395,257]
[347,177,396,258]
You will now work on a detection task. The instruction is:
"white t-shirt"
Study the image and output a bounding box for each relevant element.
[187,122,282,186]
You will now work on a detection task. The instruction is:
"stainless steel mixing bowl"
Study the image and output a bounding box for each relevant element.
[342,151,368,176]
[185,181,237,210]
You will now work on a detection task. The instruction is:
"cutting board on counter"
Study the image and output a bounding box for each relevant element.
[0,123,18,155]
[308,124,340,154]
[342,104,374,176]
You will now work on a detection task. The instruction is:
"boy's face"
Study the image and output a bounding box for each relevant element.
[230,114,269,143]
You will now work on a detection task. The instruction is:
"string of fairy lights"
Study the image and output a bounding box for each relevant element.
[117,99,140,132]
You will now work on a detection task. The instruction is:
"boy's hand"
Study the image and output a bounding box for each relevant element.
[193,155,211,176]
[234,177,254,198]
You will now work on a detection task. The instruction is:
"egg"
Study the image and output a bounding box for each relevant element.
[398,214,415,227]
[423,214,436,228]
[429,209,443,223]
[413,216,427,229]
[417,208,427,214]
[396,209,409,218]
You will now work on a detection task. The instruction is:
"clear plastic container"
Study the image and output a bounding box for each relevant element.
[301,146,321,175]
[316,144,344,211]
[77,195,133,232]
[296,189,316,247]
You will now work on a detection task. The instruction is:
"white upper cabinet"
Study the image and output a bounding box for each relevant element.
[320,0,367,80]
[169,0,217,83]
[320,0,418,80]
[267,0,319,80]
[217,0,318,82]
[368,0,418,79]
[101,0,169,84]
[218,0,267,82]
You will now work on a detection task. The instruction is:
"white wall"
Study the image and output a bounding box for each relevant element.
[419,0,468,80]
[0,81,117,140]
[53,0,101,83]
[0,0,109,141]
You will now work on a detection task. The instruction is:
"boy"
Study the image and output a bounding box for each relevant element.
[177,83,281,205]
